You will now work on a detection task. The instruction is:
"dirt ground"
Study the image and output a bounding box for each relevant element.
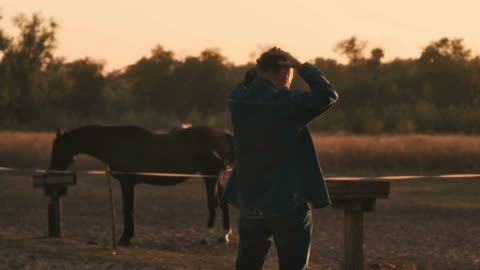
[0,173,479,270]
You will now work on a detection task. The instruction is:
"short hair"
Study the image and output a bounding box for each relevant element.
[256,48,287,74]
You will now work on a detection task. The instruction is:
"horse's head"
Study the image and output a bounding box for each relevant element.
[48,129,75,171]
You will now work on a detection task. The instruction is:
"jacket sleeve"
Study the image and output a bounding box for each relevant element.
[289,63,339,127]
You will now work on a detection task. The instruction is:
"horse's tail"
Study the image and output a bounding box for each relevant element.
[224,132,235,166]
[192,127,234,202]
[193,126,234,166]
[213,132,234,201]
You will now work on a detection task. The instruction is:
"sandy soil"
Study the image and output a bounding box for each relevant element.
[0,173,479,270]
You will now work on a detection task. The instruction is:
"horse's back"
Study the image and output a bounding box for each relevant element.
[104,126,209,173]
[168,126,234,165]
[72,125,233,180]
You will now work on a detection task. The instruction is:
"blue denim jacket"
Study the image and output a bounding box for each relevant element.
[224,63,339,216]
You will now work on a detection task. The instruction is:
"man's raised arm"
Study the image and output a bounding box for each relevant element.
[273,49,338,126]
[291,62,339,126]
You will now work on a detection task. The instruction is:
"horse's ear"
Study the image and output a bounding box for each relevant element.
[55,129,63,138]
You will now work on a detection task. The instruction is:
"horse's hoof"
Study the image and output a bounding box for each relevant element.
[217,236,229,244]
[118,239,131,247]
[218,233,232,244]
[220,229,232,244]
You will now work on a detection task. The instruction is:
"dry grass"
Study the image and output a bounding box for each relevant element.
[1,131,480,175]
[0,131,53,169]
[0,131,113,170]
[313,133,480,175]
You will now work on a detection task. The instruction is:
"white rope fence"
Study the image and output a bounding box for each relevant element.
[0,166,225,178]
[1,165,480,180]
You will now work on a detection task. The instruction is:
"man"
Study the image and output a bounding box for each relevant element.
[224,47,339,270]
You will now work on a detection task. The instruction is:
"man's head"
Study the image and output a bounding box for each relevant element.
[256,47,294,89]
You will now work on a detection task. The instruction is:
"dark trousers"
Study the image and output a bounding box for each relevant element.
[236,203,313,270]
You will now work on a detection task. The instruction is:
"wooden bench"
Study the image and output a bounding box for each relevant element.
[327,180,391,270]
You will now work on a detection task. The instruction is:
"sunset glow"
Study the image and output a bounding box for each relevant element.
[2,0,480,70]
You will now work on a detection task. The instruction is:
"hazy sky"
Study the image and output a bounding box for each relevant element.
[2,0,479,71]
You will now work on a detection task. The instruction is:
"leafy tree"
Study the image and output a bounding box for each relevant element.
[334,36,367,64]
[368,47,384,71]
[168,48,231,116]
[122,45,178,113]
[63,58,106,119]
[0,13,57,124]
[417,38,472,106]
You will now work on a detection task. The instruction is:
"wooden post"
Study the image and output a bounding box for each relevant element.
[45,186,67,238]
[344,209,364,270]
[48,194,62,237]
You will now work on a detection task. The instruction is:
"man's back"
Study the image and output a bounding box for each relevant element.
[225,48,338,270]
[228,78,304,214]
[225,61,338,214]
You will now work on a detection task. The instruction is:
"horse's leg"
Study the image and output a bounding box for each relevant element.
[216,175,232,243]
[119,180,135,247]
[202,170,232,244]
[199,151,231,244]
[201,177,218,244]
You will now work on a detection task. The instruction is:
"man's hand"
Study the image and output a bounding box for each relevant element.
[270,48,302,69]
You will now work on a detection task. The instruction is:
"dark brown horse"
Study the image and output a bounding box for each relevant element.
[48,125,233,246]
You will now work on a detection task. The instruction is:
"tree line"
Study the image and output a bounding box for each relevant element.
[1,13,479,133]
